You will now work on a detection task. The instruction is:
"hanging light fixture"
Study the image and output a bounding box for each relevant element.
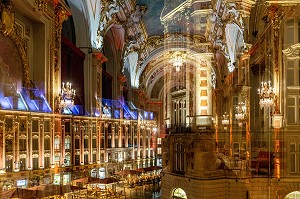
[235,102,246,127]
[222,112,230,130]
[257,81,275,109]
[59,82,76,109]
[170,51,185,72]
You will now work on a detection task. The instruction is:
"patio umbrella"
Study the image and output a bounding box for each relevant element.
[148,166,162,171]
[9,188,36,199]
[97,177,119,184]
[2,189,14,198]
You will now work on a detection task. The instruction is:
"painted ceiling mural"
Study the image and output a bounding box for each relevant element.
[137,0,164,36]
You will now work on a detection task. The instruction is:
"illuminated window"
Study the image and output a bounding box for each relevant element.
[54,137,60,150]
[157,148,161,154]
[158,138,161,145]
[55,155,60,165]
[289,143,300,173]
[65,137,71,150]
[172,188,187,199]
[65,155,71,166]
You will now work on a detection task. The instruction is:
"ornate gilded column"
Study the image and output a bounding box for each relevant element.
[119,124,123,148]
[13,117,19,171]
[0,117,4,172]
[51,119,55,168]
[27,118,32,169]
[60,120,65,167]
[124,124,128,148]
[80,122,84,165]
[89,121,93,164]
[111,124,115,148]
[131,124,135,160]
[97,121,102,163]
[104,122,109,162]
[39,119,45,169]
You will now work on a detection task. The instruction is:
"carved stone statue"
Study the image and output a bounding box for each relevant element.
[0,0,15,36]
[126,5,147,28]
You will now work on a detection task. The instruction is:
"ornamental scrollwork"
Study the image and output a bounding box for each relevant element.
[96,0,120,50]
[0,0,31,88]
[283,43,300,60]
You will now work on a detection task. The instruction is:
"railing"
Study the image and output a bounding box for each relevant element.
[165,123,191,134]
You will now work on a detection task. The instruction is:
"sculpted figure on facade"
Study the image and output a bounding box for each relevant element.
[97,0,120,50]
[126,5,147,28]
[0,0,15,36]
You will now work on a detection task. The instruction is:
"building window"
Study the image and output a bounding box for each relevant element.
[75,155,80,165]
[5,139,13,152]
[287,96,300,125]
[32,139,39,151]
[65,155,71,166]
[55,155,60,166]
[289,143,300,173]
[20,158,26,171]
[44,139,50,150]
[75,139,80,149]
[157,138,161,145]
[84,154,89,164]
[5,158,12,172]
[84,139,89,149]
[54,137,60,150]
[92,139,96,148]
[157,148,161,154]
[93,154,96,163]
[115,138,119,148]
[33,158,39,170]
[174,143,185,173]
[65,121,70,133]
[19,139,27,151]
[65,137,71,150]
[44,157,50,168]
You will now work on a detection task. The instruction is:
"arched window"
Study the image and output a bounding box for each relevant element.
[285,191,300,199]
[172,188,187,199]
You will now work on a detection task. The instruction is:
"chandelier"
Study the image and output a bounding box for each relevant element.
[235,102,246,127]
[170,51,185,72]
[257,81,275,109]
[59,82,76,109]
[222,112,230,126]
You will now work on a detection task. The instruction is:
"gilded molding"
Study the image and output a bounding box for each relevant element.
[54,5,70,74]
[283,43,300,60]
[96,0,121,50]
[0,0,31,87]
[35,0,48,12]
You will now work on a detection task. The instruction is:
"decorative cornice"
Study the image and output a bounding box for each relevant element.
[283,43,300,59]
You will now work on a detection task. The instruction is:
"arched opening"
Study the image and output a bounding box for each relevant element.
[285,191,300,199]
[172,188,187,199]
